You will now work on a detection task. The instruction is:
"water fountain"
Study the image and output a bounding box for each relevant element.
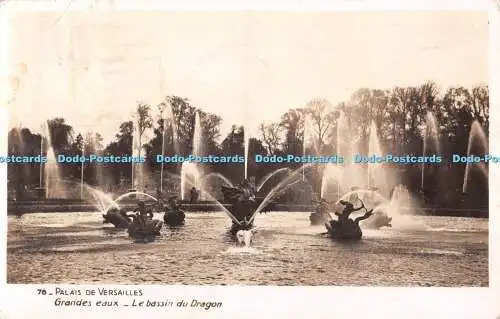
[320,111,367,202]
[367,121,384,191]
[193,112,203,158]
[302,114,313,181]
[248,164,316,225]
[335,111,348,197]
[131,127,141,190]
[201,173,234,188]
[316,112,424,232]
[159,105,174,193]
[80,143,85,200]
[181,161,202,200]
[256,167,291,192]
[421,111,440,191]
[179,112,204,200]
[41,122,67,199]
[462,120,488,193]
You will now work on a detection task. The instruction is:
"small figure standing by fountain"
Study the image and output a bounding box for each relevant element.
[190,187,199,203]
[163,196,186,226]
[326,198,373,240]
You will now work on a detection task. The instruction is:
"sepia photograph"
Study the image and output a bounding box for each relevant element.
[5,10,489,286]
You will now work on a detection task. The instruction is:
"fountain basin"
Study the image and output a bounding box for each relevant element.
[163,210,186,226]
[326,220,363,240]
[127,218,163,241]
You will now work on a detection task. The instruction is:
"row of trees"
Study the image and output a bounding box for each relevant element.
[8,81,489,207]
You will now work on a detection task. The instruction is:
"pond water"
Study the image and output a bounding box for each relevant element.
[7,212,488,286]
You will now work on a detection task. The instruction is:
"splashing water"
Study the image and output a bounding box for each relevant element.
[302,114,314,181]
[257,168,291,192]
[249,164,316,224]
[181,161,202,200]
[44,146,66,199]
[193,112,203,157]
[463,120,488,193]
[320,164,342,200]
[159,105,174,192]
[421,111,441,190]
[336,185,425,230]
[41,121,67,199]
[184,179,242,226]
[201,173,234,188]
[244,127,250,180]
[114,191,157,203]
[381,185,425,230]
[367,121,384,190]
[335,111,349,195]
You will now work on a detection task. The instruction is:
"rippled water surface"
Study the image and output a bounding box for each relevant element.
[7,212,488,286]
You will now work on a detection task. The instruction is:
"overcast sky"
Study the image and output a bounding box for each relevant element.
[5,11,488,144]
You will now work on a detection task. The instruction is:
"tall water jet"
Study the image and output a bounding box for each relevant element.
[244,127,250,180]
[158,104,175,192]
[159,106,171,193]
[80,144,84,199]
[302,115,313,181]
[179,112,204,199]
[169,106,179,154]
[367,121,383,189]
[463,120,488,193]
[41,121,67,199]
[130,125,144,190]
[44,146,66,198]
[130,132,135,189]
[335,111,349,197]
[421,111,441,190]
[39,128,44,189]
[193,112,203,157]
[160,122,167,193]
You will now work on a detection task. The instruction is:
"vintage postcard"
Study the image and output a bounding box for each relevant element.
[0,0,499,318]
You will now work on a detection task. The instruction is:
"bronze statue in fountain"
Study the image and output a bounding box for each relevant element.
[324,198,374,240]
[102,207,133,229]
[103,201,163,241]
[162,196,186,227]
[221,178,275,233]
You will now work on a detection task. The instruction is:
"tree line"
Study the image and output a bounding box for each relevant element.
[8,81,489,207]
